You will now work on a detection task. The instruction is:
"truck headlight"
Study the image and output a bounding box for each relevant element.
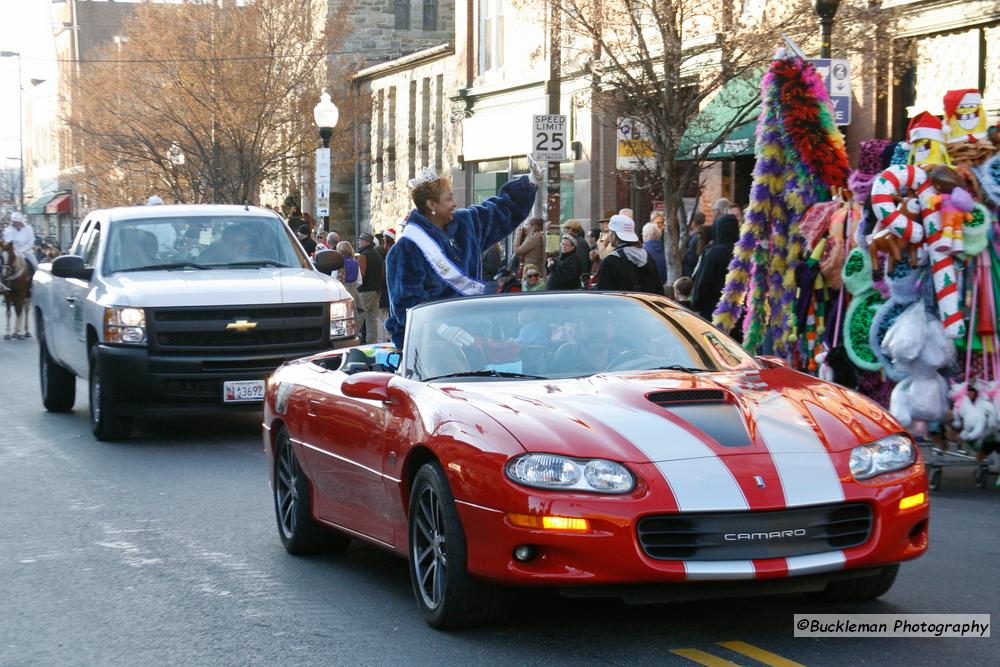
[330,298,356,339]
[506,453,635,494]
[850,434,916,480]
[104,306,146,345]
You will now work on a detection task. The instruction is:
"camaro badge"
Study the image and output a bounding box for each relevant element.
[754,475,766,488]
[226,319,257,332]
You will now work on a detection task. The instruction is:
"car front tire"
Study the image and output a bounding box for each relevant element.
[408,461,513,629]
[39,333,75,412]
[812,564,899,602]
[273,425,350,555]
[88,347,132,441]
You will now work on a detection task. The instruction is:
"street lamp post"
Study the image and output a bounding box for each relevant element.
[1,50,24,211]
[813,0,842,60]
[312,91,339,234]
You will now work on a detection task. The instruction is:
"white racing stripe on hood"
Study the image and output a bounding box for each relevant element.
[785,551,845,576]
[683,560,755,581]
[575,398,748,511]
[752,392,844,507]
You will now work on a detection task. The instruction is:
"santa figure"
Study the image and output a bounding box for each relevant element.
[943,89,989,144]
[905,111,951,168]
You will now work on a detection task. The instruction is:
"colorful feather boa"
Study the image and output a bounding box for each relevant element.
[713,54,849,356]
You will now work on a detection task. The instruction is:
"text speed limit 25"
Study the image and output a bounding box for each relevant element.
[532,114,568,161]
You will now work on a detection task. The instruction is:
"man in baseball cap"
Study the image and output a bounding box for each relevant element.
[594,213,663,294]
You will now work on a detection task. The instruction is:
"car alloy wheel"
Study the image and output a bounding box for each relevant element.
[412,484,447,609]
[275,434,300,540]
[407,462,513,629]
[272,426,349,555]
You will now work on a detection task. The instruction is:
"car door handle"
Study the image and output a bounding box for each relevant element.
[64,295,76,304]
[307,400,321,416]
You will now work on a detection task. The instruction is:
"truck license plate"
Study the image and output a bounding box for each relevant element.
[223,380,265,403]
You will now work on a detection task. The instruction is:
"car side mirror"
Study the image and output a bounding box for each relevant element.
[384,352,401,372]
[51,254,93,281]
[758,355,788,369]
[314,249,344,275]
[341,371,393,402]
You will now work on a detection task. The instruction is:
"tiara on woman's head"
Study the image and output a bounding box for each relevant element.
[408,166,439,189]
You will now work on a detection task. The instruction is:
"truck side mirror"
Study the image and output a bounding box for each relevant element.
[314,249,344,275]
[51,254,93,281]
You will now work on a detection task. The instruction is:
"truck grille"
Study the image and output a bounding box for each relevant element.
[637,503,872,561]
[148,304,328,353]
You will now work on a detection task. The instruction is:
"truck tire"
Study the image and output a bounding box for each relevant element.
[88,347,133,441]
[39,333,76,412]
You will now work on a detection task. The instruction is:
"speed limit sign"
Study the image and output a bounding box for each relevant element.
[532,114,568,161]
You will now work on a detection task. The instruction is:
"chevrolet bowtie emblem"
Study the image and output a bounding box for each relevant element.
[226,319,257,332]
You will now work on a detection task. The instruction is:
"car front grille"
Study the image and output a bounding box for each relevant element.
[148,303,328,353]
[637,503,872,561]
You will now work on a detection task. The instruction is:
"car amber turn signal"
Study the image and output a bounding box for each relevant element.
[507,513,590,532]
[898,492,926,511]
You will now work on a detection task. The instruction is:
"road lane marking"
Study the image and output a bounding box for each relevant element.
[671,648,743,666]
[718,641,806,667]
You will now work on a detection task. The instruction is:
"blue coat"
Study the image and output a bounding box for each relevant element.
[643,238,667,283]
[384,176,537,347]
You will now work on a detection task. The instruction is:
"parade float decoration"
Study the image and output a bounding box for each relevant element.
[712,52,849,354]
[943,89,989,144]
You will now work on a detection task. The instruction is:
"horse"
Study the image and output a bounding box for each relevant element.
[1,240,32,340]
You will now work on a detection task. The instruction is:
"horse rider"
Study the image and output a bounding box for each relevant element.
[3,212,37,274]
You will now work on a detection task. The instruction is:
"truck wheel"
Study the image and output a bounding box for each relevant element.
[39,334,76,412]
[88,347,133,441]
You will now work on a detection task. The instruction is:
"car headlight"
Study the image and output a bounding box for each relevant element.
[506,453,635,494]
[329,298,356,339]
[104,306,146,345]
[850,434,916,480]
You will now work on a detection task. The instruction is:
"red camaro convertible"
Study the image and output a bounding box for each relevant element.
[262,292,928,628]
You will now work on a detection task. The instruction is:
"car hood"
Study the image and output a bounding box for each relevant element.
[437,367,899,463]
[100,268,347,307]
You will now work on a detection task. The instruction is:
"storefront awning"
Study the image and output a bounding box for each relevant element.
[25,193,55,215]
[45,193,72,215]
[678,75,762,161]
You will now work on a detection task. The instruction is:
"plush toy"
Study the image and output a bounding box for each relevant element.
[884,303,955,426]
[926,166,972,255]
[943,89,989,144]
[869,164,927,244]
[817,344,858,389]
[975,379,1000,435]
[963,204,991,257]
[841,247,884,371]
[949,381,989,444]
[905,112,952,168]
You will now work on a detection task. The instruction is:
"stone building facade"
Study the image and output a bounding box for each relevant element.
[353,45,457,233]
[324,0,456,235]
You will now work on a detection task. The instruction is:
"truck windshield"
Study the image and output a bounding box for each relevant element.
[103,215,308,274]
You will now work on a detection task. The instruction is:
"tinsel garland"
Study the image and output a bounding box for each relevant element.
[713,54,848,355]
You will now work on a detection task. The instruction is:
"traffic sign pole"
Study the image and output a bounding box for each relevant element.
[546,3,561,235]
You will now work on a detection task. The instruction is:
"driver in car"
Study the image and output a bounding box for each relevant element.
[199,225,254,264]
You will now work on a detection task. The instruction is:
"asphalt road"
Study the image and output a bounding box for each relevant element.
[1,338,997,666]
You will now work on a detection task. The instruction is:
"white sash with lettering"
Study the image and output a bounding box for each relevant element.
[400,223,486,296]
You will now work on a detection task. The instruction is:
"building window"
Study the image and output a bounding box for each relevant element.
[408,80,417,180]
[394,0,410,30]
[421,78,431,169]
[375,89,384,183]
[434,74,444,174]
[479,0,505,72]
[423,0,438,31]
[387,87,397,182]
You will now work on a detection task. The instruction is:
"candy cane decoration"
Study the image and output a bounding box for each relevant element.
[919,179,966,338]
[870,165,927,244]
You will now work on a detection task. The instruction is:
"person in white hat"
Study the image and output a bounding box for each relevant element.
[3,212,37,271]
[594,214,663,294]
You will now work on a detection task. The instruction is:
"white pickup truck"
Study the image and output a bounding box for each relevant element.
[33,204,357,440]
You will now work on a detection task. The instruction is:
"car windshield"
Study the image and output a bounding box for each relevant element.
[403,293,760,381]
[102,215,307,274]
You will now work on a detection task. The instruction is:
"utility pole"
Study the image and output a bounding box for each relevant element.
[545,1,561,233]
